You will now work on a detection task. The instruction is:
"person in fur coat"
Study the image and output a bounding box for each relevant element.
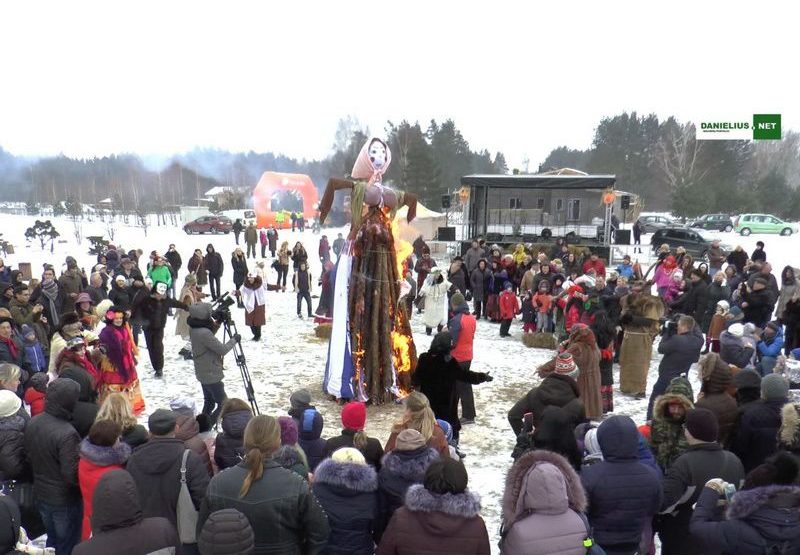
[536,324,603,420]
[695,353,738,447]
[499,449,588,555]
[312,447,379,555]
[376,457,490,555]
[418,268,451,335]
[618,293,663,397]
[690,452,800,554]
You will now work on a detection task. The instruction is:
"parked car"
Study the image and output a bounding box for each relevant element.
[734,213,798,236]
[651,226,731,261]
[638,214,676,233]
[183,215,234,234]
[690,213,734,232]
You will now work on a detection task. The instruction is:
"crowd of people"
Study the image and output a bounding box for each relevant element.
[2,223,800,555]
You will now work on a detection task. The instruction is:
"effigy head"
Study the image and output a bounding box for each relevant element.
[352,137,392,182]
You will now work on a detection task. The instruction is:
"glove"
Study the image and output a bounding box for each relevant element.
[233,334,242,343]
[478,372,493,383]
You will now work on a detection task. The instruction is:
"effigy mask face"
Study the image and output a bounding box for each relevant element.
[369,140,387,170]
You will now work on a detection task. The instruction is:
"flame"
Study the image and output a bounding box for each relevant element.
[391,330,413,398]
[391,216,413,278]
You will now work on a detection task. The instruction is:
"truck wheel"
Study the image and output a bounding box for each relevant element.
[540,229,552,240]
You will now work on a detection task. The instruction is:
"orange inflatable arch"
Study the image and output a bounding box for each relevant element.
[252,172,319,228]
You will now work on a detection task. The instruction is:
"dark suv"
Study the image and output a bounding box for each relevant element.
[183,215,234,234]
[690,214,734,232]
[651,226,716,260]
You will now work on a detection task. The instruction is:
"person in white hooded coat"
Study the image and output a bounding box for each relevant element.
[418,268,451,336]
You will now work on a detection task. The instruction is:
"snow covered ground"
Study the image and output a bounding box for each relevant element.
[2,212,797,551]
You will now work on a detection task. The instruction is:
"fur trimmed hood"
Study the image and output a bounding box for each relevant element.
[382,446,440,481]
[727,485,800,520]
[653,377,695,422]
[404,484,482,518]
[502,449,586,523]
[79,438,131,466]
[780,403,800,451]
[313,458,378,493]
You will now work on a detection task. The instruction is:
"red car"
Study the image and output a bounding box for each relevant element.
[183,215,234,234]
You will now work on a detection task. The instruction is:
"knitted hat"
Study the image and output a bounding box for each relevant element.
[555,352,579,377]
[733,368,762,390]
[289,389,312,410]
[436,419,454,444]
[584,427,603,460]
[0,390,21,418]
[20,324,35,339]
[727,323,745,337]
[169,397,196,418]
[148,409,177,436]
[503,281,513,290]
[396,428,426,451]
[450,292,465,308]
[341,402,366,431]
[685,408,719,443]
[331,447,366,465]
[761,373,789,401]
[115,275,126,283]
[197,509,255,555]
[717,300,730,312]
[278,416,299,445]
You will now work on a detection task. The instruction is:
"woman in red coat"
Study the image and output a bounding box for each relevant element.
[78,419,131,540]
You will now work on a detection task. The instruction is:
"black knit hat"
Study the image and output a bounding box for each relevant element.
[742,452,799,490]
[733,368,762,390]
[198,509,255,555]
[685,408,719,443]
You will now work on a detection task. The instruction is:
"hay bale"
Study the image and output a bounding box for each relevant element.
[523,331,557,349]
[314,323,332,340]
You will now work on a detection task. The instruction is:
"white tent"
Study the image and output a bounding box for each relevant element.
[395,202,446,241]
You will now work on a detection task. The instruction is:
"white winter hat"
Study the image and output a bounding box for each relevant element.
[716,300,730,312]
[728,323,745,337]
[115,275,126,283]
[0,390,21,418]
[169,396,196,417]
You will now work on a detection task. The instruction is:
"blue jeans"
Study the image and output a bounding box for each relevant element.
[38,500,82,555]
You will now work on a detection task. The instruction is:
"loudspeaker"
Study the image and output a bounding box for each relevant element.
[615,230,631,245]
[522,234,537,243]
[441,194,451,209]
[621,195,631,210]
[437,227,456,241]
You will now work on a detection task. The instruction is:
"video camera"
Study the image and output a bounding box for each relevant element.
[659,315,679,337]
[211,292,236,324]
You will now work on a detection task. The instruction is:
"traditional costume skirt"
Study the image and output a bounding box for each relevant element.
[98,378,146,416]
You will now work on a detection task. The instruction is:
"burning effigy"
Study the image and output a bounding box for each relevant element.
[318,138,418,404]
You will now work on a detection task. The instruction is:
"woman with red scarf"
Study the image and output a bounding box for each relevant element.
[97,307,144,415]
[0,317,26,378]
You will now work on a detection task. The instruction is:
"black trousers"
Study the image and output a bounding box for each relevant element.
[425,324,444,336]
[260,244,267,258]
[143,327,164,371]
[473,300,484,317]
[500,319,512,336]
[250,325,262,340]
[277,265,288,288]
[234,232,241,245]
[246,244,256,259]
[208,275,221,300]
[201,381,227,426]
[456,361,476,422]
[297,290,312,316]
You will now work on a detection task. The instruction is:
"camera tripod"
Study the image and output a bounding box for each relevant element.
[214,293,260,415]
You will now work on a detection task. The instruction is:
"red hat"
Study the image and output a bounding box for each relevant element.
[663,255,676,269]
[555,352,579,377]
[341,402,366,431]
[638,424,651,442]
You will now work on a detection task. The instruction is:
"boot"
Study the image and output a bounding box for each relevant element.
[154,370,163,379]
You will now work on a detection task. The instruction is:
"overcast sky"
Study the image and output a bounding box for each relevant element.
[0,1,796,170]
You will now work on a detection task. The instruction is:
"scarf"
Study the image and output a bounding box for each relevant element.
[41,279,60,322]
[59,350,101,388]
[0,335,18,360]
[99,324,137,382]
[241,278,266,313]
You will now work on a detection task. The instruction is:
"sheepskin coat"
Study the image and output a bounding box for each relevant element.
[691,485,800,554]
[376,484,490,555]
[312,459,379,555]
[500,449,587,555]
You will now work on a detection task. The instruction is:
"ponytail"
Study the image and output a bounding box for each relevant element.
[239,448,265,498]
[238,415,281,498]
[353,430,368,452]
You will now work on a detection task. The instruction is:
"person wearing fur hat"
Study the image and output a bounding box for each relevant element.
[507,353,585,436]
[650,376,694,472]
[731,374,789,473]
[498,281,519,337]
[580,415,662,554]
[134,280,188,378]
[377,457,489,554]
[77,419,131,540]
[275,416,310,479]
[312,447,379,554]
[419,267,451,335]
[690,451,800,554]
[413,332,492,443]
[618,293,663,398]
[376,428,441,539]
[500,449,588,554]
[97,306,144,415]
[537,325,603,420]
[324,401,384,470]
[658,408,744,554]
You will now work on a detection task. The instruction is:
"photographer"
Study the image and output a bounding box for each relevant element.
[646,314,704,420]
[187,302,240,425]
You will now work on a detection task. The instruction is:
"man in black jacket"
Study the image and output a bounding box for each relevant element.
[24,378,82,555]
[730,373,789,472]
[164,244,183,301]
[658,408,745,554]
[507,370,585,435]
[682,269,709,326]
[125,409,210,541]
[647,315,704,420]
[741,277,775,328]
[134,282,188,378]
